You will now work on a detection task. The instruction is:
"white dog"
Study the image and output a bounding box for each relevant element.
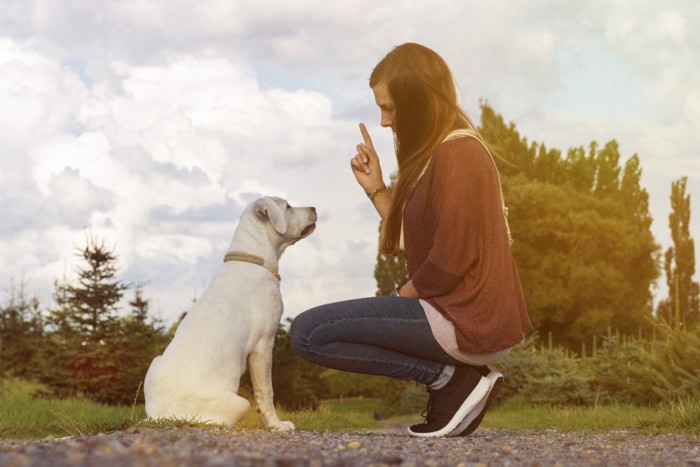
[144,196,317,430]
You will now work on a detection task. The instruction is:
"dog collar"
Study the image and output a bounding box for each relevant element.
[223,251,281,281]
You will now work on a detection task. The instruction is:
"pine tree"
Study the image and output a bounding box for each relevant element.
[0,277,43,379]
[129,282,150,324]
[44,236,129,401]
[662,177,699,329]
[49,237,127,340]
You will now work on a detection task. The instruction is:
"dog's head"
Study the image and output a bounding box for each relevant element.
[252,196,317,250]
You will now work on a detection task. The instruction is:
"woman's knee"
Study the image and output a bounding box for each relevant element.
[289,308,319,355]
[289,313,304,352]
[290,302,343,356]
[291,298,374,356]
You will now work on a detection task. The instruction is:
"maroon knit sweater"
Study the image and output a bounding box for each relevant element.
[404,137,532,353]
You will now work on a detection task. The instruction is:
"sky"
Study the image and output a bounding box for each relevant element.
[1,0,698,325]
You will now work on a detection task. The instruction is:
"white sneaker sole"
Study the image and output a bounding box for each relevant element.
[407,375,491,438]
[447,371,503,437]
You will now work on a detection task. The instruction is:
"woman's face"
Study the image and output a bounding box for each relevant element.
[372,81,396,132]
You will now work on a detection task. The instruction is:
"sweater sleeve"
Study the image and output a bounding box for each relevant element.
[411,139,499,298]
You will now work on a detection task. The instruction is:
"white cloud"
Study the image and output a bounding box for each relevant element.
[0,36,377,322]
[0,37,85,148]
[46,168,115,225]
[1,0,698,323]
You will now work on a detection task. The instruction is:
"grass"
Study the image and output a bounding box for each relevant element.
[238,397,382,431]
[0,378,145,439]
[0,378,383,439]
[483,396,700,435]
[2,378,699,440]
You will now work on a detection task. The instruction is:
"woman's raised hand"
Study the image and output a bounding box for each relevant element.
[351,123,384,192]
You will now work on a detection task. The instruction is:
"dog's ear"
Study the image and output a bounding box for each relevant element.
[254,197,287,234]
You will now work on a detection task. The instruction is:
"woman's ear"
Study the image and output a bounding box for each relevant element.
[253,197,287,234]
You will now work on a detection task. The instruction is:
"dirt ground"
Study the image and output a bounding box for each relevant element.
[1,426,699,466]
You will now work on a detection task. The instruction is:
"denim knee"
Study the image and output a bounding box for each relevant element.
[289,309,312,356]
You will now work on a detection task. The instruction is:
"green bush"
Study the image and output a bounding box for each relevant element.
[492,324,700,407]
[0,378,47,399]
[522,347,597,406]
[491,332,542,404]
[606,323,700,404]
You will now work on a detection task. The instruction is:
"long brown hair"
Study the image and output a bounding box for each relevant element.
[370,43,478,254]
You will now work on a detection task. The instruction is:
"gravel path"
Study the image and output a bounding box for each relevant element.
[1,427,698,466]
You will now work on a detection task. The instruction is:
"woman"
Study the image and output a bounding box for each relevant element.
[291,43,531,437]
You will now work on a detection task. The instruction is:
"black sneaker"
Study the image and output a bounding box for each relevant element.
[407,366,490,437]
[448,370,503,437]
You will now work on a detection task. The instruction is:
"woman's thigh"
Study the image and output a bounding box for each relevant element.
[290,296,461,366]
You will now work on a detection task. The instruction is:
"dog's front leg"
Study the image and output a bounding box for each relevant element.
[248,338,295,431]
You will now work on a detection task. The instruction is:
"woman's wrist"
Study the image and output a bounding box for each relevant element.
[396,281,418,298]
[365,184,386,201]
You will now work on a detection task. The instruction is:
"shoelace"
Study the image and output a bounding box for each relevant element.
[420,380,460,426]
[420,388,435,421]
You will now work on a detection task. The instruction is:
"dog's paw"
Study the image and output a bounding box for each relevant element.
[269,420,295,431]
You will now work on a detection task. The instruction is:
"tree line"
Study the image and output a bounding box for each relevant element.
[0,237,324,408]
[0,237,168,405]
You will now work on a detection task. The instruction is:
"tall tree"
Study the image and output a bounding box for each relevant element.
[620,155,653,230]
[593,140,621,198]
[504,178,655,344]
[478,101,535,178]
[533,144,564,184]
[44,236,129,401]
[661,177,699,329]
[50,237,128,340]
[564,145,596,193]
[614,154,660,329]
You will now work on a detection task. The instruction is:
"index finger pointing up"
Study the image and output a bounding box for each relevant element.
[359,122,374,149]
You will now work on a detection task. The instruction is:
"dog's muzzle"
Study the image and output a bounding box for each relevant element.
[301,223,316,237]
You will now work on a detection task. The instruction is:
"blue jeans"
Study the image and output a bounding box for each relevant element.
[290,296,464,386]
